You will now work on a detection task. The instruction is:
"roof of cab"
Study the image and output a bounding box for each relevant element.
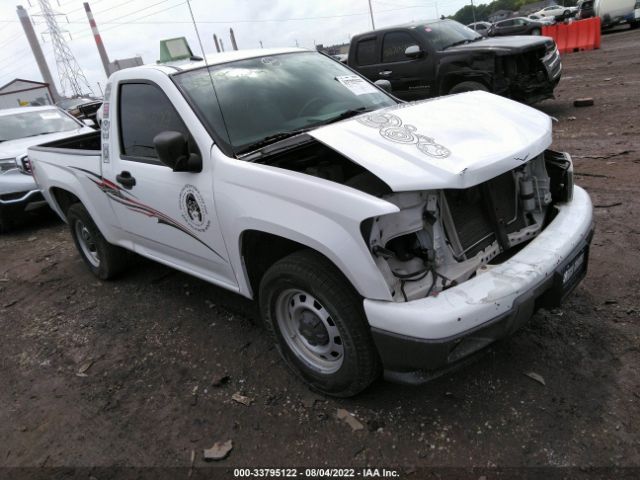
[116,47,307,77]
[351,18,447,38]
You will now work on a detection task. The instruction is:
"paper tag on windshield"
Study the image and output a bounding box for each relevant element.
[39,112,59,119]
[335,75,379,96]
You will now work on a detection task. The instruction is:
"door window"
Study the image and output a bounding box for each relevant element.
[355,38,378,65]
[382,32,417,63]
[118,82,189,161]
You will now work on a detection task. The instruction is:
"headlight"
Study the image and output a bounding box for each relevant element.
[16,155,32,175]
[0,157,17,172]
[544,150,574,203]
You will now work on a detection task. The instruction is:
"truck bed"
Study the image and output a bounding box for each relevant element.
[29,130,101,154]
[28,129,111,230]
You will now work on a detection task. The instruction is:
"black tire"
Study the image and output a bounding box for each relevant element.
[449,80,489,95]
[67,203,128,280]
[259,250,381,397]
[630,21,639,30]
[531,27,542,35]
[0,210,10,234]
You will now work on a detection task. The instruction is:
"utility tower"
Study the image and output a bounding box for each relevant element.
[38,0,93,97]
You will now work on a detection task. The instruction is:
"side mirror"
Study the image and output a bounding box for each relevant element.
[153,131,202,172]
[374,79,392,92]
[404,45,423,59]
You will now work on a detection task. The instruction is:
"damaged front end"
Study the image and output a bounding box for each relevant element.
[363,150,573,302]
[495,41,562,104]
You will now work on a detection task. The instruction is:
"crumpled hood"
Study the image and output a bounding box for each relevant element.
[0,127,93,159]
[443,35,553,54]
[309,91,552,192]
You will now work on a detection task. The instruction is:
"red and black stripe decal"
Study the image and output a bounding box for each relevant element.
[67,166,224,261]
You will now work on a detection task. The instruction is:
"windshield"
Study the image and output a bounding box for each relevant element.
[0,109,80,142]
[174,51,397,154]
[420,19,482,50]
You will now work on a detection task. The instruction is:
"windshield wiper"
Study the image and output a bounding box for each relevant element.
[236,107,373,156]
[236,128,311,155]
[314,107,371,126]
[445,39,472,49]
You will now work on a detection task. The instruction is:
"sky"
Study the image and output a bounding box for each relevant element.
[0,0,475,97]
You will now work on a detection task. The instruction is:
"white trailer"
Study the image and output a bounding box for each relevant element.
[594,0,639,27]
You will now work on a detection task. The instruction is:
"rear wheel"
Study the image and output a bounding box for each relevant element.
[67,203,128,280]
[449,80,489,95]
[259,250,381,397]
[0,210,10,234]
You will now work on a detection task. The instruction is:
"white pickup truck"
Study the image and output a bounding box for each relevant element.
[28,48,593,396]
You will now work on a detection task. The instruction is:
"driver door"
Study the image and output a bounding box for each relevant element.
[379,30,434,100]
[104,80,236,288]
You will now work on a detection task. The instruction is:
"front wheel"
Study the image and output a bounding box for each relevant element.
[0,209,11,234]
[67,203,128,280]
[259,250,381,397]
[531,27,542,35]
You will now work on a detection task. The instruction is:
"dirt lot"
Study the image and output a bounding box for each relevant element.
[1,28,639,477]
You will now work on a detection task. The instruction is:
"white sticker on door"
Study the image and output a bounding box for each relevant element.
[335,75,379,96]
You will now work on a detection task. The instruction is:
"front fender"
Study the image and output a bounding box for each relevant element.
[214,154,398,300]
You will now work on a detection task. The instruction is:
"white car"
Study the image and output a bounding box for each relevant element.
[534,4,577,17]
[0,106,94,231]
[528,13,558,24]
[28,48,593,396]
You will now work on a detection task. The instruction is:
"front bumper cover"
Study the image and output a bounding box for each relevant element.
[364,185,593,381]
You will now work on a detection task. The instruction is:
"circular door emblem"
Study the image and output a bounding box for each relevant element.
[179,185,210,232]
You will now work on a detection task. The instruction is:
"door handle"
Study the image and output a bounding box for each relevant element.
[116,171,136,189]
[379,70,392,77]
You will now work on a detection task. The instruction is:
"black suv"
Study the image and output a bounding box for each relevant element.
[347,19,561,104]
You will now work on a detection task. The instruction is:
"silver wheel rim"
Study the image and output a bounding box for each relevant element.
[275,288,344,374]
[75,220,100,268]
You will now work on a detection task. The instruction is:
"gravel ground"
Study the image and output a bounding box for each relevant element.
[1,27,639,479]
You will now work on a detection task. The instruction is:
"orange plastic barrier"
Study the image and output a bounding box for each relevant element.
[541,17,601,54]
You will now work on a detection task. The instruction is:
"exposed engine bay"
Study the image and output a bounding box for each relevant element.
[496,42,561,103]
[248,136,573,303]
[363,151,573,302]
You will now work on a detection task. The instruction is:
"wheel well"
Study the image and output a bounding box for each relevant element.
[441,75,490,95]
[241,230,307,298]
[50,187,81,218]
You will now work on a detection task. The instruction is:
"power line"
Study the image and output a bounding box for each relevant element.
[68,1,187,41]
[0,32,24,48]
[2,2,465,25]
[38,0,93,96]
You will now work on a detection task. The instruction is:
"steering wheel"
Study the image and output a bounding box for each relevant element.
[297,97,326,117]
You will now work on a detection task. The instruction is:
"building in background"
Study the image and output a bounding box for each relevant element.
[108,56,144,75]
[488,9,516,22]
[0,79,54,109]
